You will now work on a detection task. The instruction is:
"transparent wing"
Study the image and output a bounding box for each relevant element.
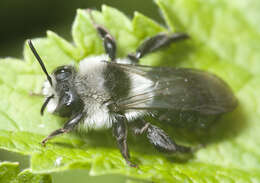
[106,62,237,115]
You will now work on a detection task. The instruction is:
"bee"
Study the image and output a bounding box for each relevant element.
[28,10,237,167]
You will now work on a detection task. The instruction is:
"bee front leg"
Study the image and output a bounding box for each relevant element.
[41,112,83,146]
[128,33,189,64]
[87,9,117,61]
[112,115,137,167]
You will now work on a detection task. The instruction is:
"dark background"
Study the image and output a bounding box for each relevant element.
[0,0,162,182]
[0,0,163,58]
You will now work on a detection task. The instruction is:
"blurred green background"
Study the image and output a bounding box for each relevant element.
[0,0,162,182]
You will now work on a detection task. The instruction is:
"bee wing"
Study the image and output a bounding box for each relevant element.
[106,62,237,115]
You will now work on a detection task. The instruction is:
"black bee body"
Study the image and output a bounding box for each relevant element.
[28,10,237,167]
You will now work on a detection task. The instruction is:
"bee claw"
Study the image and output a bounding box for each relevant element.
[41,139,48,147]
[127,161,139,168]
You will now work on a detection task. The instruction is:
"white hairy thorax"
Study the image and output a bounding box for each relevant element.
[42,54,155,130]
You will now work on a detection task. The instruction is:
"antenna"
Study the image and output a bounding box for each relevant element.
[40,95,54,115]
[28,40,53,86]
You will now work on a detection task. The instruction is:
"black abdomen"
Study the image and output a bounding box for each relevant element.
[103,64,131,100]
[156,109,219,129]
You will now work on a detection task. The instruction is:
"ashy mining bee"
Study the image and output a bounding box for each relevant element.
[28,10,237,167]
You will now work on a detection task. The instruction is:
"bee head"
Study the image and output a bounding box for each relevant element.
[28,40,83,117]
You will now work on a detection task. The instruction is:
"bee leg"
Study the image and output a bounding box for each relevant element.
[41,112,83,146]
[112,115,137,167]
[132,120,150,135]
[87,9,117,61]
[127,33,189,64]
[131,121,191,153]
[147,124,191,153]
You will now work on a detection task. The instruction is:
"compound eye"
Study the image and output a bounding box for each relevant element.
[54,66,72,81]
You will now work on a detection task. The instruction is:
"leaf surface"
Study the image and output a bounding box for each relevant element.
[0,162,51,183]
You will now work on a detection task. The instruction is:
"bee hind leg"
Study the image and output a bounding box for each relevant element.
[127,33,189,64]
[131,120,191,153]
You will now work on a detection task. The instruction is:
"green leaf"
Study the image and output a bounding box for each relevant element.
[0,162,19,183]
[0,162,51,183]
[0,1,260,183]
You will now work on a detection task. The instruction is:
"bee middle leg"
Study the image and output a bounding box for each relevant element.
[112,114,137,167]
[87,9,117,61]
[131,120,191,153]
[127,33,189,64]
